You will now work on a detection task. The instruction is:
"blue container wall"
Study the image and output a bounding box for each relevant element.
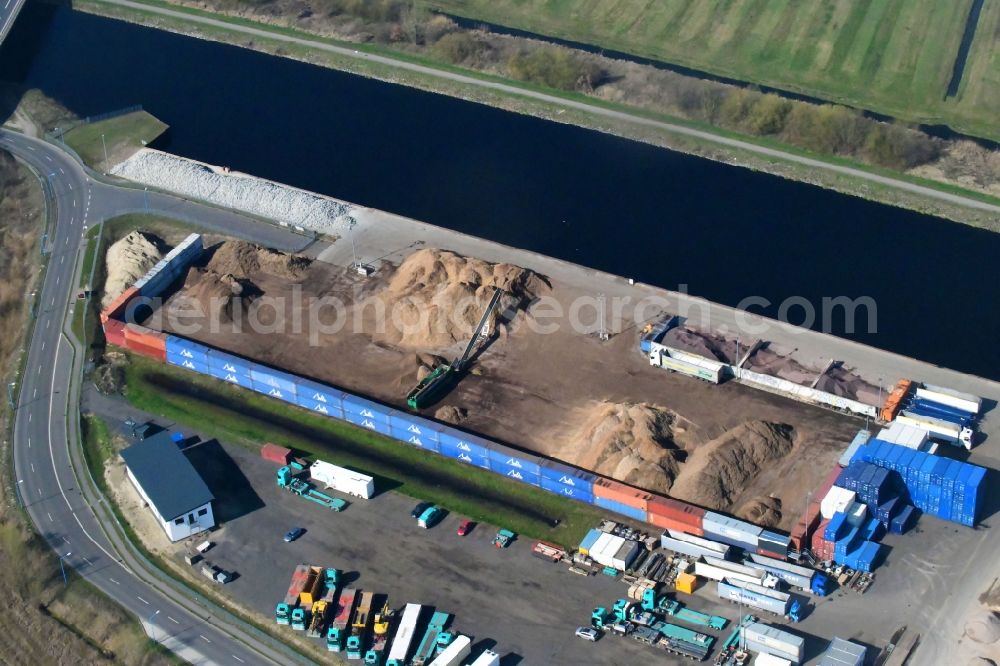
[165,336,209,363]
[438,445,490,469]
[539,461,596,493]
[249,365,298,394]
[296,397,345,419]
[166,352,208,374]
[490,459,540,485]
[205,349,253,377]
[387,411,440,442]
[343,410,391,435]
[437,427,491,459]
[250,381,296,404]
[593,496,646,522]
[294,378,343,408]
[389,427,440,452]
[206,363,252,387]
[341,392,392,424]
[540,477,594,502]
[486,446,542,476]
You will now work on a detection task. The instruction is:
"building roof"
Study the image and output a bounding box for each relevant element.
[121,433,214,520]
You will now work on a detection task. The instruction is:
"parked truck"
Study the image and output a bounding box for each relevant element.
[467,650,501,666]
[412,611,452,666]
[364,602,396,665]
[915,384,981,416]
[896,411,974,449]
[387,603,422,666]
[310,460,375,499]
[327,588,358,652]
[277,466,348,510]
[276,564,311,625]
[427,634,471,666]
[307,569,340,638]
[716,579,802,622]
[347,591,375,659]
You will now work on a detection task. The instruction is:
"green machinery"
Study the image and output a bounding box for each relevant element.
[277,466,347,511]
[406,288,504,409]
[411,611,452,665]
[641,588,727,631]
[492,529,516,549]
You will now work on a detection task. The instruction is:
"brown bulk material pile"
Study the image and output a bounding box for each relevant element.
[374,248,542,350]
[735,495,784,529]
[175,271,256,325]
[102,231,163,307]
[815,365,883,405]
[669,420,795,510]
[574,401,685,495]
[746,348,816,386]
[660,327,739,363]
[205,240,310,280]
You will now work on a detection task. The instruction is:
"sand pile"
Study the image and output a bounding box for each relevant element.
[206,241,311,280]
[575,402,685,494]
[374,248,541,350]
[669,420,795,509]
[435,405,468,424]
[660,327,738,363]
[179,271,258,324]
[746,347,815,385]
[736,495,783,529]
[102,231,163,307]
[815,365,883,405]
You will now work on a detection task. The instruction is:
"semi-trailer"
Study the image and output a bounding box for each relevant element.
[276,564,311,625]
[387,603,422,666]
[277,466,348,510]
[716,580,802,622]
[412,611,452,666]
[747,554,817,591]
[648,342,725,383]
[310,460,375,499]
[467,649,501,666]
[915,384,981,416]
[327,588,358,652]
[742,622,804,663]
[695,557,778,588]
[307,569,340,638]
[896,411,974,448]
[427,634,472,666]
[653,621,714,661]
[292,565,326,631]
[347,591,375,659]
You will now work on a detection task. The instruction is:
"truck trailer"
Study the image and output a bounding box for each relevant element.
[310,460,375,498]
[347,591,375,659]
[412,611,451,666]
[915,384,981,416]
[387,603,422,666]
[467,649,501,666]
[896,411,974,448]
[717,580,802,622]
[427,634,471,666]
[326,588,358,652]
[276,564,311,625]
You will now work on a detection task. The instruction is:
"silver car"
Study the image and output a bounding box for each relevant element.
[575,626,601,641]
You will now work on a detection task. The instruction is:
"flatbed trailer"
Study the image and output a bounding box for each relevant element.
[412,611,451,666]
[276,564,311,625]
[347,591,375,659]
[326,588,358,652]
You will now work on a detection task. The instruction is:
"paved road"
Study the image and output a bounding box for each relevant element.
[97,0,1000,217]
[0,0,24,45]
[3,128,315,665]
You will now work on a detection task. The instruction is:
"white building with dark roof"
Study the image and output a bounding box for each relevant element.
[121,432,215,542]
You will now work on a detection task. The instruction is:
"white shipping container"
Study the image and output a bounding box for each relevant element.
[845,502,867,527]
[467,650,501,666]
[878,422,929,450]
[695,561,764,587]
[428,635,471,666]
[755,653,792,666]
[667,530,731,555]
[611,540,640,571]
[821,487,856,520]
[703,556,766,579]
[591,534,624,568]
[916,384,981,416]
[744,623,805,662]
[309,460,375,499]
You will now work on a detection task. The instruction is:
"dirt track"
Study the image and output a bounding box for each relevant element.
[154,241,863,529]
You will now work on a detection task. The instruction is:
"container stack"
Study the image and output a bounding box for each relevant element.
[852,440,987,527]
[702,512,762,552]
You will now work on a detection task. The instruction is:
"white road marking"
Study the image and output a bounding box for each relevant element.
[41,341,45,351]
[46,319,50,329]
[36,488,41,497]
[136,596,149,605]
[46,512,53,522]
[58,168,64,175]
[232,656,245,663]
[28,413,31,423]
[60,255,64,264]
[200,635,211,643]
[44,155,52,162]
[167,616,179,625]
[30,462,34,472]
[55,276,59,286]
[37,365,42,375]
[27,437,30,448]
[67,182,73,191]
[82,556,92,566]
[109,577,120,585]
[33,388,37,398]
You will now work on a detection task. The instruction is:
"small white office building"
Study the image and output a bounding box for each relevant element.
[121,432,215,542]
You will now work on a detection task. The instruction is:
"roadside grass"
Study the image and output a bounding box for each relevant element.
[62,110,168,171]
[80,414,114,496]
[122,354,606,548]
[76,0,1000,232]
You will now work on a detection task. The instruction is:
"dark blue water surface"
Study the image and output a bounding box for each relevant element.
[2,5,998,379]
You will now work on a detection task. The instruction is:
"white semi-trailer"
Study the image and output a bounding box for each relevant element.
[309,460,375,498]
[386,603,422,666]
[916,384,981,415]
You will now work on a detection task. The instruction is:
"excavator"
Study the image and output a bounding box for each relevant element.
[406,288,504,409]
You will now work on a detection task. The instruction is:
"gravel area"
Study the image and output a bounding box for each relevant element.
[112,149,355,233]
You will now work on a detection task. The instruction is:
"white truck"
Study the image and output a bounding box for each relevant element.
[309,460,375,498]
[427,634,471,666]
[916,384,981,415]
[387,603,421,666]
[896,411,974,449]
[468,649,501,666]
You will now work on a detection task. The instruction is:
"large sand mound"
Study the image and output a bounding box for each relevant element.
[206,240,310,280]
[374,248,541,350]
[660,327,738,363]
[669,420,795,509]
[102,231,163,307]
[735,495,783,529]
[576,402,684,494]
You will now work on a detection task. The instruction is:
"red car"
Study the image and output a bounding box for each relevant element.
[456,519,475,536]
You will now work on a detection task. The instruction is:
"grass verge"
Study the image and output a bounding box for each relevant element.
[122,354,606,548]
[62,110,168,171]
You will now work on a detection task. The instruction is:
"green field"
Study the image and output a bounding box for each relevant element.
[429,0,999,138]
[63,110,167,170]
[123,354,607,548]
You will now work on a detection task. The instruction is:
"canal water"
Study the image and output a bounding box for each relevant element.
[2,5,999,380]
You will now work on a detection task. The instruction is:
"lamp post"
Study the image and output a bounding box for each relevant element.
[147,609,161,642]
[59,552,72,586]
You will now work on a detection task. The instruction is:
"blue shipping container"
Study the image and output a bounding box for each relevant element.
[538,461,596,493]
[387,411,440,442]
[437,427,491,459]
[295,396,344,419]
[825,513,848,541]
[486,445,542,476]
[593,496,646,522]
[388,426,440,452]
[341,392,391,424]
[165,336,210,363]
[343,410,392,435]
[166,352,208,375]
[540,477,594,502]
[294,378,344,410]
[205,363,252,387]
[250,381,297,404]
[205,349,253,377]
[249,366,298,394]
[438,444,490,469]
[490,459,540,485]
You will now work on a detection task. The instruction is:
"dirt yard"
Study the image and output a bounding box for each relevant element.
[152,241,863,529]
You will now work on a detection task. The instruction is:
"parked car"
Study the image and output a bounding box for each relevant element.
[417,506,444,529]
[283,527,306,543]
[456,519,475,536]
[575,627,601,642]
[410,501,432,519]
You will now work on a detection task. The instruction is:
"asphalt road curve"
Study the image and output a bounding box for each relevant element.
[2,128,314,665]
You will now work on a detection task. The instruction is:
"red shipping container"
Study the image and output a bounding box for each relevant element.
[103,319,127,347]
[124,323,167,352]
[647,496,705,532]
[261,443,291,465]
[101,287,138,323]
[126,340,167,362]
[646,510,705,537]
[593,478,652,511]
[790,499,823,551]
[757,548,786,560]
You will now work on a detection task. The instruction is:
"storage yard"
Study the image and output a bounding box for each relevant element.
[94,202,1000,665]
